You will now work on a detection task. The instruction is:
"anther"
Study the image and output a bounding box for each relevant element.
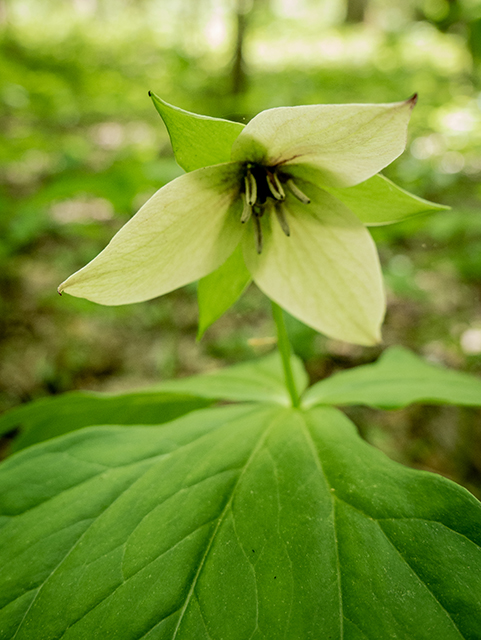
[245,170,257,206]
[275,204,290,237]
[240,193,252,223]
[266,171,285,201]
[286,179,310,204]
[253,216,263,254]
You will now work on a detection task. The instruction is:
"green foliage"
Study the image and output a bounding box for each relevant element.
[303,346,481,409]
[1,351,481,638]
[159,351,308,404]
[0,390,212,453]
[2,4,481,636]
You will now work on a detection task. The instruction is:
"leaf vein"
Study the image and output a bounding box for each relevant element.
[376,521,465,639]
[171,408,286,639]
[299,414,344,640]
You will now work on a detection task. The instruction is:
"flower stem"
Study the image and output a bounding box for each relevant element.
[271,301,300,408]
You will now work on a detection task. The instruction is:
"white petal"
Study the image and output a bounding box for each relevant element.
[242,180,385,346]
[232,97,417,188]
[59,164,244,305]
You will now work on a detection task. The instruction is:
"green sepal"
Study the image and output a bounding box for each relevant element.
[149,92,245,172]
[197,244,251,339]
[302,345,481,409]
[324,173,449,226]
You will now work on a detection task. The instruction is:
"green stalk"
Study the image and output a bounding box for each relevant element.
[271,301,300,408]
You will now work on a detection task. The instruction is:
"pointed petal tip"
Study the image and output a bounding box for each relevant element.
[333,323,383,347]
[342,314,384,347]
[58,278,74,298]
[352,333,382,348]
[365,328,383,347]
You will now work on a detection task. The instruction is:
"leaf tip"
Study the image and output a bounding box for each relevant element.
[196,324,206,342]
[407,93,418,108]
[149,91,162,107]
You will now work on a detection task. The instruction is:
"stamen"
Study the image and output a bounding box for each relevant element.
[245,170,257,206]
[275,204,290,237]
[286,179,310,204]
[240,193,252,223]
[253,215,263,254]
[266,171,285,201]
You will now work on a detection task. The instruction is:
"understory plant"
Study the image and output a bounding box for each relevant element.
[1,94,480,640]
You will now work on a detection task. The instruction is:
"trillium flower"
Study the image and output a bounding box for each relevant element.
[59,94,445,346]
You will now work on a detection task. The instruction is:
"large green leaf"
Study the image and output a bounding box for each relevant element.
[149,93,244,172]
[302,345,481,409]
[0,390,211,453]
[197,244,251,339]
[1,404,480,639]
[159,351,309,405]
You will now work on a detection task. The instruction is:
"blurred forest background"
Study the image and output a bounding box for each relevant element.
[1,0,481,494]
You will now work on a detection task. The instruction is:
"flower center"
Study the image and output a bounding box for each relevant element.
[241,163,310,254]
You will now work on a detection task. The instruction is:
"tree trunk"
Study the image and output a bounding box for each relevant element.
[231,0,251,96]
[345,0,368,23]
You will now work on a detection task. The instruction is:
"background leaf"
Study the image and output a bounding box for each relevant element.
[1,403,480,639]
[159,351,309,405]
[0,353,307,453]
[0,391,212,453]
[302,345,481,409]
[150,93,244,172]
[197,244,251,339]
